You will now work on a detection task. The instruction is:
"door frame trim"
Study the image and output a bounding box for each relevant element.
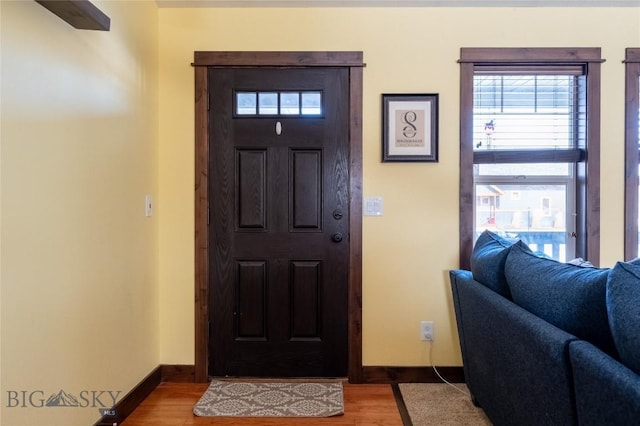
[192,51,365,383]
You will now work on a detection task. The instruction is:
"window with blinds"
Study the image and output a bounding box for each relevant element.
[459,48,602,267]
[623,48,640,260]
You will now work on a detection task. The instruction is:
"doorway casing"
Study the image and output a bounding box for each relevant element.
[192,51,365,383]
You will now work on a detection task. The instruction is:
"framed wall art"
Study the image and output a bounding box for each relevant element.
[382,93,439,162]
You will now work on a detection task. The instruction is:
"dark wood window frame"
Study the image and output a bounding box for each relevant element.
[624,48,640,260]
[458,48,603,269]
[192,51,365,383]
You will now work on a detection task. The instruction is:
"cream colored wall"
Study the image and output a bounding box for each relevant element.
[158,6,640,368]
[1,4,637,415]
[1,1,159,425]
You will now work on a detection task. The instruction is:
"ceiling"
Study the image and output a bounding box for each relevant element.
[155,0,640,7]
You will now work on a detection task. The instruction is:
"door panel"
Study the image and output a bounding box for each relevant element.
[236,150,267,230]
[290,260,321,339]
[236,260,266,339]
[209,67,349,377]
[291,150,322,230]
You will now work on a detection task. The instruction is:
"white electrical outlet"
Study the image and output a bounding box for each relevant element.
[420,321,434,341]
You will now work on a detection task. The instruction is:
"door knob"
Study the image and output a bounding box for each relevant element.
[332,232,343,243]
[332,209,343,220]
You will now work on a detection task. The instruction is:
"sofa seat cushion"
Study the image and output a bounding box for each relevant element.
[505,242,617,356]
[606,261,640,375]
[470,230,521,298]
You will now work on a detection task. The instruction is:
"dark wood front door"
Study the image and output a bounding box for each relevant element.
[208,67,349,377]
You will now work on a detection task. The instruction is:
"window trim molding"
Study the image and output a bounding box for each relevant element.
[458,47,602,269]
[459,47,605,64]
[624,48,640,260]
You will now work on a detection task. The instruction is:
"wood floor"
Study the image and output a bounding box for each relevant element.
[121,382,404,426]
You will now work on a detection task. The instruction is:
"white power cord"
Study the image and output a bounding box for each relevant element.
[429,341,471,397]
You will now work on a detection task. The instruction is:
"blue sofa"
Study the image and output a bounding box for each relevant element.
[450,230,640,426]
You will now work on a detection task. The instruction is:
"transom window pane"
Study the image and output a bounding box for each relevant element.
[475,183,569,261]
[236,92,257,115]
[235,91,323,117]
[280,93,300,115]
[258,92,278,115]
[302,92,322,115]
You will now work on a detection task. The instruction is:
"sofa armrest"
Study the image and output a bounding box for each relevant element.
[570,340,640,426]
[449,270,473,399]
[450,269,578,426]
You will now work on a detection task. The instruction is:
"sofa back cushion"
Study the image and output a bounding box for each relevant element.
[470,230,520,298]
[505,242,617,356]
[606,261,640,375]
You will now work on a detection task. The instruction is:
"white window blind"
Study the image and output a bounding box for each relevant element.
[473,73,585,153]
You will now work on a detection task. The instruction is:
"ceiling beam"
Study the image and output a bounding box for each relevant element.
[35,0,110,31]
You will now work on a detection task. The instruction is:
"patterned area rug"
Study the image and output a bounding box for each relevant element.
[193,380,344,417]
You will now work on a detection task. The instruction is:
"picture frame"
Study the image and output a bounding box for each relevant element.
[382,93,439,162]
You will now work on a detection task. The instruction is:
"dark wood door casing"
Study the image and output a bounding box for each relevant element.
[193,52,364,383]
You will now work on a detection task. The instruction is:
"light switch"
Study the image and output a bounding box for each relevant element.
[145,195,153,217]
[364,197,383,216]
